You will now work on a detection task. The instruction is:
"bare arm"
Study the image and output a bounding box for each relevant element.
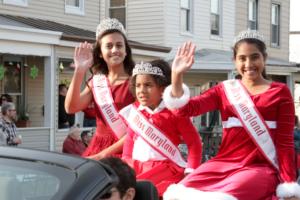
[65,42,94,113]
[171,41,196,97]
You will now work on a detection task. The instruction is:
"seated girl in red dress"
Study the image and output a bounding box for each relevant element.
[163,30,300,200]
[120,60,203,197]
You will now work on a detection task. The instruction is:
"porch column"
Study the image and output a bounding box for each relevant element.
[44,46,57,151]
[287,74,295,98]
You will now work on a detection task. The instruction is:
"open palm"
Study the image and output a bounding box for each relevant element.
[73,42,94,71]
[172,41,196,74]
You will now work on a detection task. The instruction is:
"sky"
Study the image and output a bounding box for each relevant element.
[290,0,300,31]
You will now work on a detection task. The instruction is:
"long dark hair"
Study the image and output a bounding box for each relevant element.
[92,29,135,76]
[233,38,268,79]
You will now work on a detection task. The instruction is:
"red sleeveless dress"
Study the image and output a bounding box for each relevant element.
[82,78,134,157]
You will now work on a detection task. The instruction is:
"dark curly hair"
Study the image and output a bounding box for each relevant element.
[100,157,136,198]
[130,59,171,97]
[92,29,135,76]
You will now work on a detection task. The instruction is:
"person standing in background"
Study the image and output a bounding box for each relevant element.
[0,102,21,146]
[0,94,13,117]
[59,84,75,128]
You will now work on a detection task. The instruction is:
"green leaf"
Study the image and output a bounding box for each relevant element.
[30,65,39,79]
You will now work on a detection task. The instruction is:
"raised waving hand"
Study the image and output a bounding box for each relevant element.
[73,41,94,72]
[170,42,196,98]
[172,41,196,74]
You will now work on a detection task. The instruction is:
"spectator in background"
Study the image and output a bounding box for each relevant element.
[0,94,13,117]
[0,102,21,146]
[99,157,136,200]
[81,130,93,147]
[62,126,86,155]
[0,94,13,106]
[59,84,75,128]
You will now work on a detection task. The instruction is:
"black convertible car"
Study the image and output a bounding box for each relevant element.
[0,146,118,200]
[0,147,159,200]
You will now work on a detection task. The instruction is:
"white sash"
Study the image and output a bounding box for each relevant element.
[223,80,279,170]
[92,74,127,139]
[124,105,187,168]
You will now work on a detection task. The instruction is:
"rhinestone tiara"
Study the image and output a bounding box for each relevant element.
[233,29,265,45]
[96,18,126,39]
[132,62,164,77]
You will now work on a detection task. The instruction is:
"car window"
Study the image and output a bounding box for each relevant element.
[0,158,75,200]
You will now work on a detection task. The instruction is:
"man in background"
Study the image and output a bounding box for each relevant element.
[59,84,75,128]
[0,102,21,146]
[62,126,86,155]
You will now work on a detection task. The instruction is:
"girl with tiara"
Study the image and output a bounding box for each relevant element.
[65,18,135,160]
[120,59,202,197]
[163,30,300,200]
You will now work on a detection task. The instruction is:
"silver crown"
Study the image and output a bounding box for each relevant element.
[132,62,164,77]
[96,18,126,38]
[234,29,265,45]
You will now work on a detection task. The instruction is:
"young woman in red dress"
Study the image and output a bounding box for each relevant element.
[65,18,135,160]
[163,30,300,200]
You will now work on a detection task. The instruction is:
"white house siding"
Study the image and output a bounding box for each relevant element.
[294,77,300,120]
[0,0,100,32]
[126,0,165,45]
[235,0,290,60]
[164,0,235,58]
[18,127,50,150]
[100,0,107,21]
[132,54,163,63]
[55,129,69,152]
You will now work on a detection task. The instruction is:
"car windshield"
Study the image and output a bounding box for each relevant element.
[0,158,75,200]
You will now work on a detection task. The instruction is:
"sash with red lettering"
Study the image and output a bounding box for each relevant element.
[123,104,187,168]
[223,79,278,170]
[92,74,127,139]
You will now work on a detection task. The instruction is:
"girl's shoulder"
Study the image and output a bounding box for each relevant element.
[269,81,291,94]
[270,81,288,88]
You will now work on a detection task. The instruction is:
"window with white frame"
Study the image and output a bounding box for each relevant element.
[180,0,191,32]
[210,0,220,36]
[109,0,126,28]
[271,3,280,46]
[248,0,258,30]
[65,0,85,15]
[3,0,28,7]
